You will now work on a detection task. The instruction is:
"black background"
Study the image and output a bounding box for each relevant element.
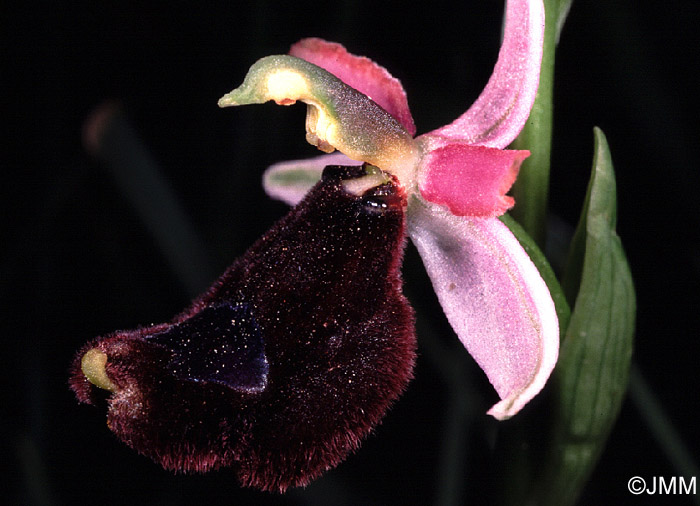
[4,1,699,505]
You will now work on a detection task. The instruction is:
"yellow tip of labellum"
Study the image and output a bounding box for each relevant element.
[81,348,117,392]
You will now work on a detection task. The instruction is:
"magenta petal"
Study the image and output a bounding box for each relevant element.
[290,38,417,136]
[263,153,360,205]
[426,0,545,148]
[417,138,528,217]
[408,199,558,419]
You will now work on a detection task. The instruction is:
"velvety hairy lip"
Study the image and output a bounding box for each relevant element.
[70,164,416,492]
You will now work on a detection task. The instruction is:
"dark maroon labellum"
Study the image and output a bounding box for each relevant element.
[70,164,416,492]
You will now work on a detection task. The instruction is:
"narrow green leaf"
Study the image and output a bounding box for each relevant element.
[554,0,575,43]
[535,127,636,505]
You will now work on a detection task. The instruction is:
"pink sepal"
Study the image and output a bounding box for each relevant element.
[426,0,545,148]
[263,153,360,206]
[290,38,417,136]
[408,199,558,419]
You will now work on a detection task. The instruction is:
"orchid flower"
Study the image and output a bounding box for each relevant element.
[70,0,559,492]
[219,0,557,420]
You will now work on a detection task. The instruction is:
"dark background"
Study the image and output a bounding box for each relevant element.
[4,0,699,505]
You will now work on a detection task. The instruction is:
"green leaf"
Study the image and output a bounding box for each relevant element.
[554,0,575,43]
[535,127,636,505]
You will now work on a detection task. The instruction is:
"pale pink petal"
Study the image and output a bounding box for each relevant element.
[408,199,558,419]
[263,153,360,205]
[290,38,417,136]
[426,0,545,148]
[417,138,529,217]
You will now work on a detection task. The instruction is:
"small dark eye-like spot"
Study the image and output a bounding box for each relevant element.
[361,183,402,214]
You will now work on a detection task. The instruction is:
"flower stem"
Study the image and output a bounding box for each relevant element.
[510,0,557,249]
